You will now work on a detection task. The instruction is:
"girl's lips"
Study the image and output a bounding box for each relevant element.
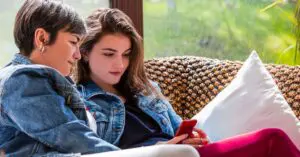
[109,72,122,75]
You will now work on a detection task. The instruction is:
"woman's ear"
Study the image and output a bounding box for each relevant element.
[34,28,50,51]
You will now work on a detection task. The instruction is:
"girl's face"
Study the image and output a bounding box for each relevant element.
[32,30,82,76]
[88,33,131,88]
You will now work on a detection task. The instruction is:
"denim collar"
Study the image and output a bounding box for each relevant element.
[11,53,32,65]
[10,53,76,84]
[80,80,160,109]
[81,80,106,99]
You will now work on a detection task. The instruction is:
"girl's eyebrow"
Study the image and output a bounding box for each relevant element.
[101,48,132,53]
[123,48,132,55]
[101,48,117,52]
[124,48,132,52]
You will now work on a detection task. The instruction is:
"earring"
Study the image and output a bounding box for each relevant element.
[83,56,89,62]
[39,45,45,53]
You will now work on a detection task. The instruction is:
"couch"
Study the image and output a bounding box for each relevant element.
[144,56,300,120]
[82,56,299,157]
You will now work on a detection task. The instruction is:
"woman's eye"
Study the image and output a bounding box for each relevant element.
[70,41,77,45]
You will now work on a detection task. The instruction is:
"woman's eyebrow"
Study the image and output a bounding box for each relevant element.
[71,34,81,42]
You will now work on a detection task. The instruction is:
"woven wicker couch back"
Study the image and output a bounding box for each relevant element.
[144,56,300,120]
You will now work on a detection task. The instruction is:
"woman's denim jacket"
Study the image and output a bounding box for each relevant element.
[77,80,182,145]
[0,54,119,157]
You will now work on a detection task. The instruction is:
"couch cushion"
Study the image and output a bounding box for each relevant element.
[192,51,300,150]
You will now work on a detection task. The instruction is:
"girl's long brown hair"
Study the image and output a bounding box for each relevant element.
[76,8,161,99]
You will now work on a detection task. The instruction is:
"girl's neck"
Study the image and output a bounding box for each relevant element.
[93,78,126,103]
[91,76,120,96]
[90,75,126,103]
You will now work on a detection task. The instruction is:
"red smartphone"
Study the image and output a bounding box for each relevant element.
[175,119,197,137]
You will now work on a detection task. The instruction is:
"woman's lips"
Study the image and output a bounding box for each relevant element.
[68,61,74,66]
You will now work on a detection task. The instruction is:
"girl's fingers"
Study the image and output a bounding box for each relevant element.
[182,138,210,145]
[190,144,203,149]
[193,128,207,138]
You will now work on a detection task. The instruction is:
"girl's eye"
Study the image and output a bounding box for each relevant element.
[103,53,113,57]
[123,52,131,57]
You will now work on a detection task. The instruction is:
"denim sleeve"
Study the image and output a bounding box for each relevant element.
[1,69,120,154]
[150,81,182,133]
[161,96,182,133]
[164,99,182,133]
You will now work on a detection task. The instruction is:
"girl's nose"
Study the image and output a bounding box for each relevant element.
[114,56,125,69]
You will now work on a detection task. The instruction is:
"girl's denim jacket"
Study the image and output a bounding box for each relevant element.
[77,80,182,145]
[0,54,119,156]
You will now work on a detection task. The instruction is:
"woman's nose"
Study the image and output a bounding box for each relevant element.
[73,47,81,60]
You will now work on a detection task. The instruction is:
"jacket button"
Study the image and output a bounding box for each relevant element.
[67,95,72,104]
[113,109,119,113]
[162,119,168,125]
[113,128,121,132]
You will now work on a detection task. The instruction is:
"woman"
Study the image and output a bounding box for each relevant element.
[0,0,120,156]
[76,8,300,157]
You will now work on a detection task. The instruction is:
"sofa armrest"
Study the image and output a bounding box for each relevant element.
[82,145,199,157]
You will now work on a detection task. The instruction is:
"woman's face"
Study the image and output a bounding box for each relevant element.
[88,33,131,87]
[38,30,82,76]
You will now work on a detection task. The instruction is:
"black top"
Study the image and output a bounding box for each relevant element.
[118,97,172,149]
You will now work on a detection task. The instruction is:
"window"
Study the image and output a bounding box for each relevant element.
[143,0,299,65]
[2,1,298,66]
[0,0,109,67]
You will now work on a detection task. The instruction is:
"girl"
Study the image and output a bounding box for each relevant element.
[76,8,300,157]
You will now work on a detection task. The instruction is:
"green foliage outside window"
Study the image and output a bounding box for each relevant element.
[144,0,300,65]
[0,0,108,67]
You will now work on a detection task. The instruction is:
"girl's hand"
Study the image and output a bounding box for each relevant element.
[156,134,189,145]
[181,128,210,146]
[156,128,210,147]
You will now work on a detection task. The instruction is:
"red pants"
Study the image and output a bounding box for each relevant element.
[197,128,300,157]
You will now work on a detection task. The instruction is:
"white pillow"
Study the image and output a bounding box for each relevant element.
[192,51,300,150]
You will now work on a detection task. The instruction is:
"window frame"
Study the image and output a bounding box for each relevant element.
[110,0,143,37]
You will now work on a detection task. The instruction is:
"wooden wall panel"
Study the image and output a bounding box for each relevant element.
[110,0,143,37]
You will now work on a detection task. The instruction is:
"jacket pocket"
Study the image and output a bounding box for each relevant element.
[94,111,109,138]
[71,107,87,122]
